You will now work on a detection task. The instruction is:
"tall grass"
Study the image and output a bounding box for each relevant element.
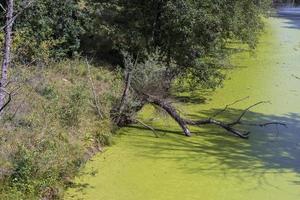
[0,59,121,199]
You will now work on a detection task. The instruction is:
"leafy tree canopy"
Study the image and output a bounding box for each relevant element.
[89,0,271,88]
[1,0,271,88]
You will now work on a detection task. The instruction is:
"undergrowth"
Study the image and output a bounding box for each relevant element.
[0,59,122,199]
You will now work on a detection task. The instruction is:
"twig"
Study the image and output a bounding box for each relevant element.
[10,87,32,120]
[229,101,270,126]
[243,122,287,128]
[0,3,6,12]
[211,96,250,118]
[135,119,159,138]
[1,1,35,31]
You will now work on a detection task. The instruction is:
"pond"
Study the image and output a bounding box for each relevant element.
[65,16,300,200]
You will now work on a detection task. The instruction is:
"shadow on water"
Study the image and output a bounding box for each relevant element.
[277,7,300,29]
[67,109,300,198]
[171,94,207,104]
[123,108,300,186]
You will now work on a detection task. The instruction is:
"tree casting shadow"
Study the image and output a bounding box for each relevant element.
[124,108,300,187]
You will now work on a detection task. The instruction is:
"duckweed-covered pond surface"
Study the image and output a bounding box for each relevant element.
[65,17,300,200]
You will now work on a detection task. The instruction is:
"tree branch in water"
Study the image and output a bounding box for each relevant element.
[144,94,286,139]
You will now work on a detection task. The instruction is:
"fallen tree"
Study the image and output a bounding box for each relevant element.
[112,54,286,139]
[144,94,286,139]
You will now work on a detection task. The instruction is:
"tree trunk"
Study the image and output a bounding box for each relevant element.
[114,65,132,126]
[0,0,14,112]
[147,96,191,136]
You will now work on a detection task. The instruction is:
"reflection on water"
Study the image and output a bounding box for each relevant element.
[277,7,300,29]
[278,7,300,16]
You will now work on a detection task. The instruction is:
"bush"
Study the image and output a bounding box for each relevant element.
[59,85,87,127]
[35,83,58,100]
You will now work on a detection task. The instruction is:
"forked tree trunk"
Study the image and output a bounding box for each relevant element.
[0,0,14,111]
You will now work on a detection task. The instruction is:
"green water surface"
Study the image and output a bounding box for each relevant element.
[65,17,300,200]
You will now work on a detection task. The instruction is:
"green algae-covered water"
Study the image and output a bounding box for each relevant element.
[65,17,300,200]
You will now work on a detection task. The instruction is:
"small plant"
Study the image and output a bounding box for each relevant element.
[59,85,87,127]
[37,84,58,100]
[10,146,36,195]
[95,132,113,146]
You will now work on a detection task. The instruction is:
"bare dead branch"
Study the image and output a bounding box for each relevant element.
[86,59,104,119]
[114,53,286,139]
[1,1,35,31]
[0,87,11,113]
[142,93,284,139]
[211,96,250,118]
[228,101,270,126]
[135,119,159,138]
[0,3,6,12]
[243,121,287,128]
[115,53,139,125]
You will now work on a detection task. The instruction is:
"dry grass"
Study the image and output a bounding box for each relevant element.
[0,59,122,199]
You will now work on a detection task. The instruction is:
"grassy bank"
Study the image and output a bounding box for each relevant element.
[0,59,121,199]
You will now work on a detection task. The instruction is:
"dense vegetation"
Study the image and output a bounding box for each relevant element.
[0,0,273,199]
[273,0,300,5]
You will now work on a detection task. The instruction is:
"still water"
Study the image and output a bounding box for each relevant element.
[65,16,300,200]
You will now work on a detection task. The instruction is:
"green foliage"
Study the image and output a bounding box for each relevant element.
[94,122,114,146]
[59,85,87,127]
[9,147,37,196]
[2,0,271,89]
[0,0,273,199]
[89,0,271,88]
[0,60,121,199]
[11,0,86,62]
[36,83,58,100]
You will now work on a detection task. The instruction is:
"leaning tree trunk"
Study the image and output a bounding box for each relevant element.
[0,0,14,112]
[115,65,132,125]
[147,96,191,136]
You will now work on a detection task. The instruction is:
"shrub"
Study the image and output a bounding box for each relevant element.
[59,85,87,127]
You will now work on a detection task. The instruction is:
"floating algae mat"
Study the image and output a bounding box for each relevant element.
[65,17,300,200]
